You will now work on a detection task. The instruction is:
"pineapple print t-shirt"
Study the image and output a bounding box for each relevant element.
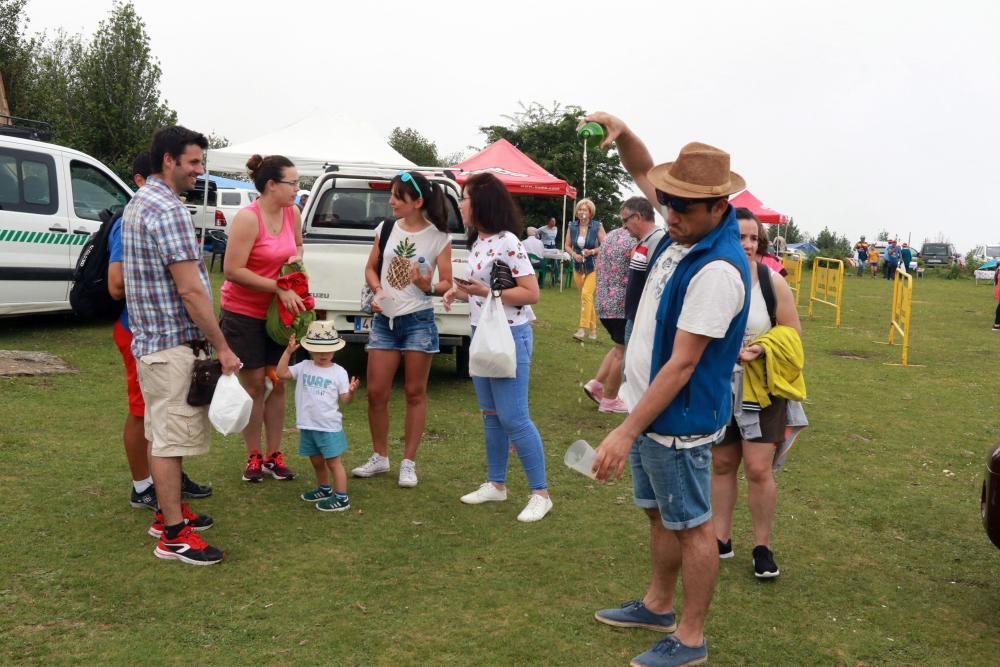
[375,219,450,319]
[467,231,536,327]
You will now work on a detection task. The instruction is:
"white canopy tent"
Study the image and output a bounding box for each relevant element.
[207,110,415,176]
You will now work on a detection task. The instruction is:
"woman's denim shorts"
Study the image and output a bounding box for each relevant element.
[366,309,439,354]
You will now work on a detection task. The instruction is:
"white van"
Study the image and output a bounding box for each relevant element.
[0,132,133,316]
[215,187,258,226]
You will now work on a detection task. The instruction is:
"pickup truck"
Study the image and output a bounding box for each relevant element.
[300,165,471,376]
[181,179,227,240]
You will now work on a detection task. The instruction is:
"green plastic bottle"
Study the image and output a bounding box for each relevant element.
[578,121,605,142]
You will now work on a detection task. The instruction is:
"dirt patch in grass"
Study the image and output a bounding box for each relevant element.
[0,350,76,376]
[832,350,868,360]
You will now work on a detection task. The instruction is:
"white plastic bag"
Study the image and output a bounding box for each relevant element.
[209,373,253,435]
[469,290,516,378]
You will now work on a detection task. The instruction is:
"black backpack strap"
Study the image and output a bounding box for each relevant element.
[757,261,777,327]
[375,219,395,276]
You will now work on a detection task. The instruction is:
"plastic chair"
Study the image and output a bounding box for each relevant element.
[528,253,545,287]
[205,230,228,272]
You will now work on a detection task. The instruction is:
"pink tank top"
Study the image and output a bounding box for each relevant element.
[220,201,298,319]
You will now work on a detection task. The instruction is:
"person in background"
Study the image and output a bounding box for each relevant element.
[109,151,212,511]
[536,216,559,249]
[445,172,551,522]
[122,125,240,565]
[522,226,547,259]
[296,192,309,213]
[884,240,900,279]
[993,265,1000,332]
[900,242,913,273]
[711,209,804,580]
[869,245,881,278]
[854,235,869,277]
[565,198,606,341]
[221,154,305,484]
[586,215,636,414]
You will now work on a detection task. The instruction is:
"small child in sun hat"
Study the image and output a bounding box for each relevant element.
[276,320,359,512]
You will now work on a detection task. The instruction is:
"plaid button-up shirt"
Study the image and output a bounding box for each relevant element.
[122,175,212,358]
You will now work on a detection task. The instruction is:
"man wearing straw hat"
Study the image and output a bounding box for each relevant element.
[582,112,750,667]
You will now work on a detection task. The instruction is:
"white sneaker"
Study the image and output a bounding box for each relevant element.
[460,482,508,504]
[352,454,389,478]
[517,494,553,522]
[398,459,418,487]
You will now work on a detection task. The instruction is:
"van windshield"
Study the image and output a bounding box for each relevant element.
[986,245,1000,257]
[922,244,950,255]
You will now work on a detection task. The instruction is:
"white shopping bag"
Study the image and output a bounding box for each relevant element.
[209,373,253,435]
[469,290,516,378]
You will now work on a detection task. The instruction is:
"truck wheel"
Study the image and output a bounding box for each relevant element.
[456,338,470,378]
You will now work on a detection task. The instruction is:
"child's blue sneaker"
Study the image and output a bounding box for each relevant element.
[594,599,677,632]
[316,495,350,512]
[301,486,333,502]
[630,635,707,667]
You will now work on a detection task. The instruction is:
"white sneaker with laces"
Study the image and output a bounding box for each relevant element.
[460,482,508,504]
[398,459,418,487]
[352,454,389,478]
[517,494,553,522]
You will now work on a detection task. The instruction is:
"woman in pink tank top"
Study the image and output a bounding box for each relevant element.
[220,154,304,483]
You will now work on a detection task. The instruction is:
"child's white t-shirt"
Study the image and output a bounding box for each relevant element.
[288,360,350,432]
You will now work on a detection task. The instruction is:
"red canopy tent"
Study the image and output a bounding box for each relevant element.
[452,138,577,198]
[452,139,577,289]
[729,190,790,224]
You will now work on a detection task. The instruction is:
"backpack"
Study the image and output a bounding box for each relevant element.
[70,205,125,322]
[757,261,778,328]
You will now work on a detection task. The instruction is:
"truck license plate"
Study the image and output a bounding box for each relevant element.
[354,317,373,333]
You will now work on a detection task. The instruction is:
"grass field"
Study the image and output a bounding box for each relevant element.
[2,269,999,666]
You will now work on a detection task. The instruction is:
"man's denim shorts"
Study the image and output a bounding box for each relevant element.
[366,309,439,354]
[630,434,713,531]
[299,429,348,459]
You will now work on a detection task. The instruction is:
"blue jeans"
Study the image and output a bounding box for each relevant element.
[630,435,713,531]
[470,323,547,490]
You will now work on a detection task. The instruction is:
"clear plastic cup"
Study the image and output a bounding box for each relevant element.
[564,439,597,479]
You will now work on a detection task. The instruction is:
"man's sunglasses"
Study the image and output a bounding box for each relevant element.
[655,190,721,213]
[398,171,424,200]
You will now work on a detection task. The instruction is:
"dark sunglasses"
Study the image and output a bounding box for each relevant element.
[655,190,721,213]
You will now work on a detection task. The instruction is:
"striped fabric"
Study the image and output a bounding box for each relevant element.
[122,176,212,358]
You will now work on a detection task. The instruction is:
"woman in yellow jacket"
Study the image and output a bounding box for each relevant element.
[712,209,802,580]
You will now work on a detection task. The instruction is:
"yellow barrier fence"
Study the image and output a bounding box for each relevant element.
[780,252,804,305]
[807,256,844,327]
[887,266,914,366]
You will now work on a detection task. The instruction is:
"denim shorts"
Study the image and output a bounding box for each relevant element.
[366,309,439,354]
[630,434,713,531]
[299,429,348,459]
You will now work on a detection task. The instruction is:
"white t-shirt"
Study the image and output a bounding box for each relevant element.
[376,220,450,319]
[536,225,558,248]
[289,360,351,432]
[522,235,546,259]
[620,242,745,449]
[743,273,773,347]
[467,231,536,327]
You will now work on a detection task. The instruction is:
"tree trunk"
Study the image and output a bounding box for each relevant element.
[0,70,9,122]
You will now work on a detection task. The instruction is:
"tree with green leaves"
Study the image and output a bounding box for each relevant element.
[479,102,630,229]
[74,1,176,179]
[813,225,851,258]
[0,0,33,115]
[768,218,803,245]
[389,126,439,166]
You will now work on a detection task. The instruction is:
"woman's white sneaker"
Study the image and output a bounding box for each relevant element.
[398,459,418,487]
[517,494,553,522]
[352,454,389,478]
[460,482,508,504]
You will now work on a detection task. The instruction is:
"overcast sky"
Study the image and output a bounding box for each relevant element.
[23,0,1000,252]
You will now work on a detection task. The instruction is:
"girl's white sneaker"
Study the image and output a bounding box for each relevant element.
[460,482,507,504]
[517,494,553,522]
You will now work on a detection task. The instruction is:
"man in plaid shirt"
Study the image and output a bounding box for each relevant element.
[123,126,240,566]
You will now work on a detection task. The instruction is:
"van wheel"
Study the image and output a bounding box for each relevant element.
[456,338,470,378]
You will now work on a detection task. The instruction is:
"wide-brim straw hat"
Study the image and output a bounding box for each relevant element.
[301,320,346,353]
[648,141,745,199]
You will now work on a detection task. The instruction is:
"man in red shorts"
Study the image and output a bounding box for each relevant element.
[108,151,212,510]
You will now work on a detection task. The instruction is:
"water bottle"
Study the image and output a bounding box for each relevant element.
[417,256,431,277]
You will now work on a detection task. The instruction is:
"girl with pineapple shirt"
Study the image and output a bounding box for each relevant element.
[353,172,453,488]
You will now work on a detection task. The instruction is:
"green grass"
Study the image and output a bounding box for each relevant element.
[1,271,999,666]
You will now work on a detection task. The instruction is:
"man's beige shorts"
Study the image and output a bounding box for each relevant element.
[137,344,211,458]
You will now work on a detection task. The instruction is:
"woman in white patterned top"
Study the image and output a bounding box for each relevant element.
[444,173,552,523]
